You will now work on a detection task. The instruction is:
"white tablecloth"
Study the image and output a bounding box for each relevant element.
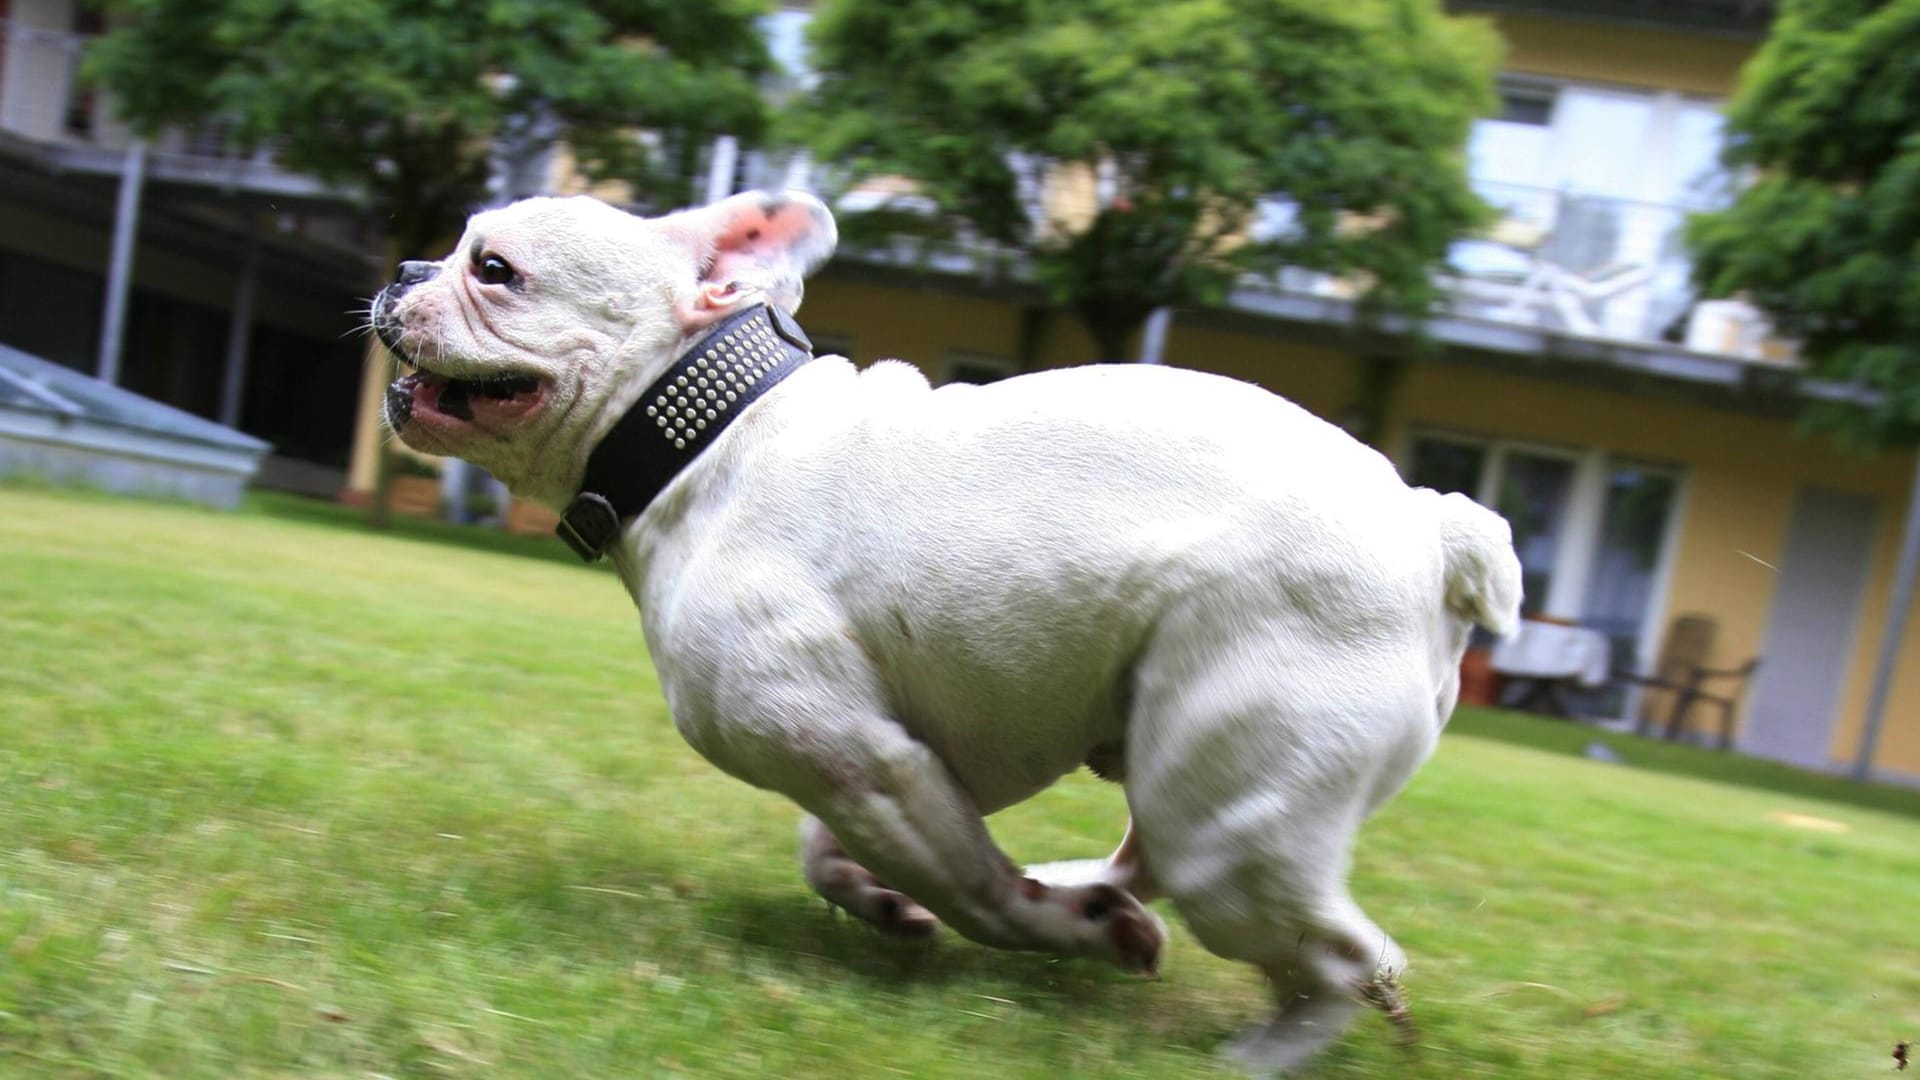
[1490,621,1611,688]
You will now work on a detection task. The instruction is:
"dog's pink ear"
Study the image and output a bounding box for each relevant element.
[663,190,838,327]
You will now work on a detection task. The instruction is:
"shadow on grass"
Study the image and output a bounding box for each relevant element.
[450,834,1204,1030]
[710,890,1160,995]
[706,890,1245,1057]
[433,823,1161,1000]
[1448,707,1920,821]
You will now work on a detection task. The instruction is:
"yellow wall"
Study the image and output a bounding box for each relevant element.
[801,279,1359,421]
[1491,13,1756,96]
[1385,362,1920,775]
[345,341,393,495]
[1153,323,1357,423]
[800,280,1028,372]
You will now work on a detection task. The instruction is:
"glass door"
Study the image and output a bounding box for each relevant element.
[1493,449,1576,618]
[1582,462,1682,699]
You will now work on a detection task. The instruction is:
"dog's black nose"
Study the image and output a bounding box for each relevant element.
[394,260,439,287]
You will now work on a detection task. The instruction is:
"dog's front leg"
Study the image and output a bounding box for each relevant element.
[770,718,1165,974]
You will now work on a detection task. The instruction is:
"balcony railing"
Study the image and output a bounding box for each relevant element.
[1452,181,1705,345]
[1265,179,1788,361]
[0,19,335,200]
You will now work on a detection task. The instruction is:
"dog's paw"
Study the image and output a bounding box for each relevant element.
[864,889,940,938]
[1066,882,1166,976]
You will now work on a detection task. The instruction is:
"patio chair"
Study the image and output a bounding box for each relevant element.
[1616,613,1760,749]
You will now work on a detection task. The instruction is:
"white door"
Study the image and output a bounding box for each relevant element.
[1741,489,1879,767]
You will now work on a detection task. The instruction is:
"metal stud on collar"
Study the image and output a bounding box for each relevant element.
[557,303,815,562]
[647,321,788,450]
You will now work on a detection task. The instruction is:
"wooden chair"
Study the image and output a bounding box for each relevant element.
[1616,614,1760,749]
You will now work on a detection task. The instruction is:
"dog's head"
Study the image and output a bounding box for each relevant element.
[372,190,837,505]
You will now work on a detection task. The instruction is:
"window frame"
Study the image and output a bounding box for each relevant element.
[940,351,1020,386]
[1399,429,1687,677]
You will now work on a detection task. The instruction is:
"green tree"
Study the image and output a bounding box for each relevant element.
[1688,0,1920,778]
[797,0,1499,362]
[86,0,774,255]
[1687,0,1920,447]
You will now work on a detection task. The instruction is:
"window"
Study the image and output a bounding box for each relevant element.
[1407,437,1485,498]
[1583,462,1682,664]
[1458,81,1734,343]
[1498,450,1576,617]
[1467,81,1730,208]
[63,4,107,138]
[1409,435,1579,616]
[1498,87,1554,127]
[0,249,103,372]
[1467,84,1556,191]
[1404,434,1681,637]
[1670,102,1733,210]
[942,353,1018,385]
[758,8,817,99]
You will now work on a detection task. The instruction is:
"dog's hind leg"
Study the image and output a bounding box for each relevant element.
[1024,817,1161,903]
[798,814,939,937]
[1122,604,1440,1074]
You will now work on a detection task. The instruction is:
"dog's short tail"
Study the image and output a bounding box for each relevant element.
[1434,491,1524,638]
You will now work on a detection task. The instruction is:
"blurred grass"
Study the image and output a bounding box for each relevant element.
[1449,709,1920,821]
[1,483,1916,1078]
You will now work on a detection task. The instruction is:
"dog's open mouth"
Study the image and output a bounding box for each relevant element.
[389,364,547,429]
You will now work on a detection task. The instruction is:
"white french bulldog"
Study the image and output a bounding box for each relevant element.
[372,189,1522,1074]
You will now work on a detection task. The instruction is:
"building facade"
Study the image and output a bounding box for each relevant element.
[0,0,377,495]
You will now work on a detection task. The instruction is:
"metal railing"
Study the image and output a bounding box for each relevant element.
[1444,179,1704,347]
[1267,179,1783,359]
[0,19,292,171]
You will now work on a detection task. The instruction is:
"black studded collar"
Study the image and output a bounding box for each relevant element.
[556,302,814,561]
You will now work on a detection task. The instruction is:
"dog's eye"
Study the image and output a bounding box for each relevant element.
[476,254,517,286]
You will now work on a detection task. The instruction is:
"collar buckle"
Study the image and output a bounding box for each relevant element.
[768,305,812,352]
[557,491,620,562]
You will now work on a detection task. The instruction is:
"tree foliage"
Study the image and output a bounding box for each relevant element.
[1687,0,1920,447]
[798,0,1499,360]
[87,0,774,253]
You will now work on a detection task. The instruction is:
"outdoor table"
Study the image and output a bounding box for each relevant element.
[1489,619,1612,718]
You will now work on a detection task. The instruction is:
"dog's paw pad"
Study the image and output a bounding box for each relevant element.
[1070,884,1163,975]
[1074,883,1126,921]
[869,890,939,938]
[1107,906,1165,976]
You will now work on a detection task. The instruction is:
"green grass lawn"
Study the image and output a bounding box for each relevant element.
[3,484,1917,1079]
